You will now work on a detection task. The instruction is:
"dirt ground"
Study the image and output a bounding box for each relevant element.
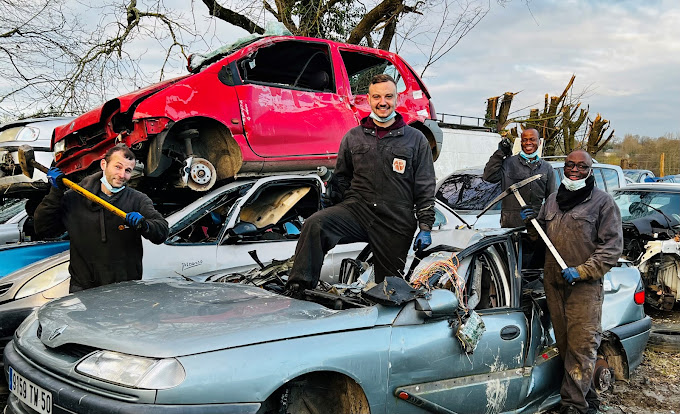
[0,310,678,413]
[597,308,680,414]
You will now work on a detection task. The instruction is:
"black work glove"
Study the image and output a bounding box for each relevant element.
[498,138,512,156]
[321,174,343,208]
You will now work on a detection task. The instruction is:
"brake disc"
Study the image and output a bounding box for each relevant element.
[187,157,217,191]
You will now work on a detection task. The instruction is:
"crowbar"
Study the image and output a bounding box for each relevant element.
[479,174,569,271]
[18,144,128,222]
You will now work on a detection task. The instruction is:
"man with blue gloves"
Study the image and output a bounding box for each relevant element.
[483,128,556,228]
[523,149,622,414]
[285,74,436,294]
[34,144,168,292]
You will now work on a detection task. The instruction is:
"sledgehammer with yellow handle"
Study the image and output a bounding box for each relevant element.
[18,144,128,221]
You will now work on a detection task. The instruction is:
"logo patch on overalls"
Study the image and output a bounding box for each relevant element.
[393,158,406,174]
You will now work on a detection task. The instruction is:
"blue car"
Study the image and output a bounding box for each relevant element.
[3,227,650,414]
[0,200,70,278]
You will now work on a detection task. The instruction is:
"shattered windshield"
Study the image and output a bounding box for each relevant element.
[188,22,293,73]
[436,171,501,211]
[0,198,26,223]
[613,189,680,224]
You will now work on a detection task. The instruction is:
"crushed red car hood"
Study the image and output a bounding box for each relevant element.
[54,75,189,142]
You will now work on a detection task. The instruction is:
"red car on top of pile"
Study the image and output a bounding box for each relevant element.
[52,35,442,194]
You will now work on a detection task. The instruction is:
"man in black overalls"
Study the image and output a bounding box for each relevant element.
[286,74,436,292]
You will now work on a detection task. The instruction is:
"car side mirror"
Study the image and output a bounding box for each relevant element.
[229,221,258,237]
[415,289,459,318]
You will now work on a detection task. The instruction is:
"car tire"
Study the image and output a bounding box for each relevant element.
[647,323,680,353]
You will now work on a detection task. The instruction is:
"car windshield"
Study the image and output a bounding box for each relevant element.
[613,189,680,223]
[436,172,501,211]
[0,198,26,223]
[188,23,293,73]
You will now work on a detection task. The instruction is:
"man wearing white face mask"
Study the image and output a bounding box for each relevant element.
[285,74,436,295]
[34,144,168,292]
[483,128,556,228]
[524,149,622,414]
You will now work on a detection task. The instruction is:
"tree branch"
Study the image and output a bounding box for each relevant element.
[200,0,264,34]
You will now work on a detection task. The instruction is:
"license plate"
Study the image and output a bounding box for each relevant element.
[8,366,53,414]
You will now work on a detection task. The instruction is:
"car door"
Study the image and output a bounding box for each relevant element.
[142,181,255,279]
[387,239,529,413]
[216,175,366,279]
[233,40,357,157]
[337,49,429,124]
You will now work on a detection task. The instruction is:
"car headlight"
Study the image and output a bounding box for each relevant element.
[15,262,70,300]
[16,126,40,141]
[15,310,39,339]
[76,351,185,389]
[53,139,66,153]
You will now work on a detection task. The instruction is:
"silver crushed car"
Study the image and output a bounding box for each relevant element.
[0,117,75,198]
[3,227,650,414]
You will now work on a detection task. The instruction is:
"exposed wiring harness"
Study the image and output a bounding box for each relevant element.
[410,252,467,310]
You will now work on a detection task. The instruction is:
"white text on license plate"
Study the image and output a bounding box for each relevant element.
[8,366,52,414]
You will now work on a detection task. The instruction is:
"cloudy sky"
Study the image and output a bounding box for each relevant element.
[416,0,680,138]
[162,0,679,138]
[24,0,677,138]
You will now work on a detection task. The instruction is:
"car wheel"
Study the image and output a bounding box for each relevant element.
[592,358,612,392]
[647,323,680,353]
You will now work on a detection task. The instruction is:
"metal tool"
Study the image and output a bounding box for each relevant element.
[478,174,569,271]
[18,145,128,222]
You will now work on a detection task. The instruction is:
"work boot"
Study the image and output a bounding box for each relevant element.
[559,406,580,414]
[283,282,306,299]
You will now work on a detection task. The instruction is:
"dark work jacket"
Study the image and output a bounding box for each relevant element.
[483,149,556,228]
[538,187,623,281]
[335,114,436,236]
[34,172,168,289]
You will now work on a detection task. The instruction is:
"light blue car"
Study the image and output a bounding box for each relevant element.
[3,227,650,414]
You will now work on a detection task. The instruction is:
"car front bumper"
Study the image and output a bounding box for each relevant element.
[3,341,261,414]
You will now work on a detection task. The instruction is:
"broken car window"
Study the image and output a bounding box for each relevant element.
[167,185,252,244]
[225,183,320,244]
[237,41,335,93]
[436,172,502,211]
[339,50,406,95]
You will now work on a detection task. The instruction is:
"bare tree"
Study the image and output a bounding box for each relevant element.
[1,0,193,118]
[485,75,614,157]
[1,0,495,119]
[394,0,489,77]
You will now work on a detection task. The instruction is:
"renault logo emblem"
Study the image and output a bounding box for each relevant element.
[48,325,67,341]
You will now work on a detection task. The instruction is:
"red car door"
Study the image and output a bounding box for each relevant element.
[337,48,430,126]
[233,40,357,158]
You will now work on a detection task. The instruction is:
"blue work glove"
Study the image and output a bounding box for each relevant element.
[125,212,147,230]
[46,167,66,190]
[413,230,432,251]
[561,267,580,284]
[520,207,537,223]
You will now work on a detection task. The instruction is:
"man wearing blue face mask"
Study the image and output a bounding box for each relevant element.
[285,74,436,295]
[34,144,168,292]
[483,128,556,228]
[525,149,622,414]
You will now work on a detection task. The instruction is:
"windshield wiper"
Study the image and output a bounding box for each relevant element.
[639,202,678,232]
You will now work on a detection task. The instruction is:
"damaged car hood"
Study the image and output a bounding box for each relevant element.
[34,278,381,358]
[53,76,189,141]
